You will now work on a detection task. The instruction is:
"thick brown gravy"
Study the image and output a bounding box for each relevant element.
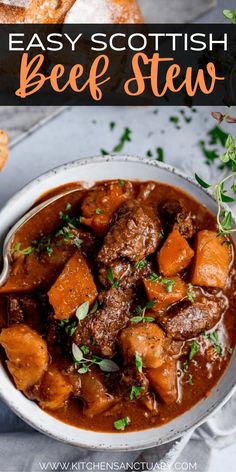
[0,180,235,433]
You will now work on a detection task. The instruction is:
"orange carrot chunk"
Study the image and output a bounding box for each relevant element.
[48,251,97,320]
[81,181,134,236]
[191,230,231,289]
[158,229,194,276]
[147,359,178,404]
[144,276,187,311]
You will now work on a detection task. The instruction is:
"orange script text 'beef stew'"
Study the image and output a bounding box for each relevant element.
[0,180,235,432]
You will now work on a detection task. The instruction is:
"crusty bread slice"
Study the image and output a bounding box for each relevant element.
[0,0,143,23]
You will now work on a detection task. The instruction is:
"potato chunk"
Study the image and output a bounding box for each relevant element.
[119,323,166,369]
[80,370,115,417]
[191,230,231,289]
[81,181,134,236]
[158,229,194,276]
[38,366,72,411]
[147,359,178,404]
[48,251,97,320]
[144,276,187,311]
[0,324,48,392]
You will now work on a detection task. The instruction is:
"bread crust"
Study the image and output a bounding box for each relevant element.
[0,0,143,23]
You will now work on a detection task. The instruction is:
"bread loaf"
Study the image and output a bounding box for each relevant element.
[0,0,143,23]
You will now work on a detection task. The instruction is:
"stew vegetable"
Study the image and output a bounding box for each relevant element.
[0,179,235,432]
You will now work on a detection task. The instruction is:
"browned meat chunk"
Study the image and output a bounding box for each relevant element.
[161,200,196,239]
[8,296,41,331]
[97,201,162,265]
[159,289,227,340]
[73,287,133,357]
[0,324,48,392]
[98,258,152,290]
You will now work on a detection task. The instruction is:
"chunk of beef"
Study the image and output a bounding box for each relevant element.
[97,200,162,265]
[120,366,149,398]
[73,287,133,357]
[158,289,228,340]
[0,324,48,392]
[8,296,41,331]
[161,200,195,239]
[98,258,153,290]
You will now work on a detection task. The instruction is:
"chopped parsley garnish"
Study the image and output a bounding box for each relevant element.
[134,352,143,373]
[148,272,160,282]
[182,360,188,373]
[209,331,223,355]
[118,180,125,187]
[189,340,199,360]
[161,278,176,293]
[146,150,153,158]
[107,267,120,289]
[208,126,228,147]
[130,386,144,400]
[110,121,116,130]
[101,149,109,156]
[187,374,193,385]
[199,140,218,165]
[113,127,132,153]
[227,347,233,355]
[134,258,146,270]
[95,208,103,215]
[147,273,176,293]
[14,242,34,256]
[113,416,130,431]
[187,283,195,303]
[156,147,164,162]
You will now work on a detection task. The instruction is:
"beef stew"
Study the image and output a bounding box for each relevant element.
[0,179,235,433]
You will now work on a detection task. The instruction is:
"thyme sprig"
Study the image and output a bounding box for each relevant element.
[195,129,236,236]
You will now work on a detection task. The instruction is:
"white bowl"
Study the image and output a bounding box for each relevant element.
[0,155,236,451]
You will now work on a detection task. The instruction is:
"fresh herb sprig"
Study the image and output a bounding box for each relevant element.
[195,134,236,236]
[130,301,156,324]
[72,343,119,374]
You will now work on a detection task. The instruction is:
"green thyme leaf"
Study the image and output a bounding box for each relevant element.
[195,173,211,189]
[98,359,119,372]
[134,258,146,270]
[134,352,143,373]
[187,283,195,304]
[75,301,90,321]
[187,374,193,385]
[130,386,144,400]
[189,340,199,360]
[113,416,130,431]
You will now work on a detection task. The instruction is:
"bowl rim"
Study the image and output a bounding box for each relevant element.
[0,153,236,451]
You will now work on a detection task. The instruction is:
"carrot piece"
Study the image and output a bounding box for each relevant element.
[191,230,231,289]
[48,251,97,320]
[147,359,178,404]
[144,276,187,311]
[81,181,133,236]
[158,229,194,276]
